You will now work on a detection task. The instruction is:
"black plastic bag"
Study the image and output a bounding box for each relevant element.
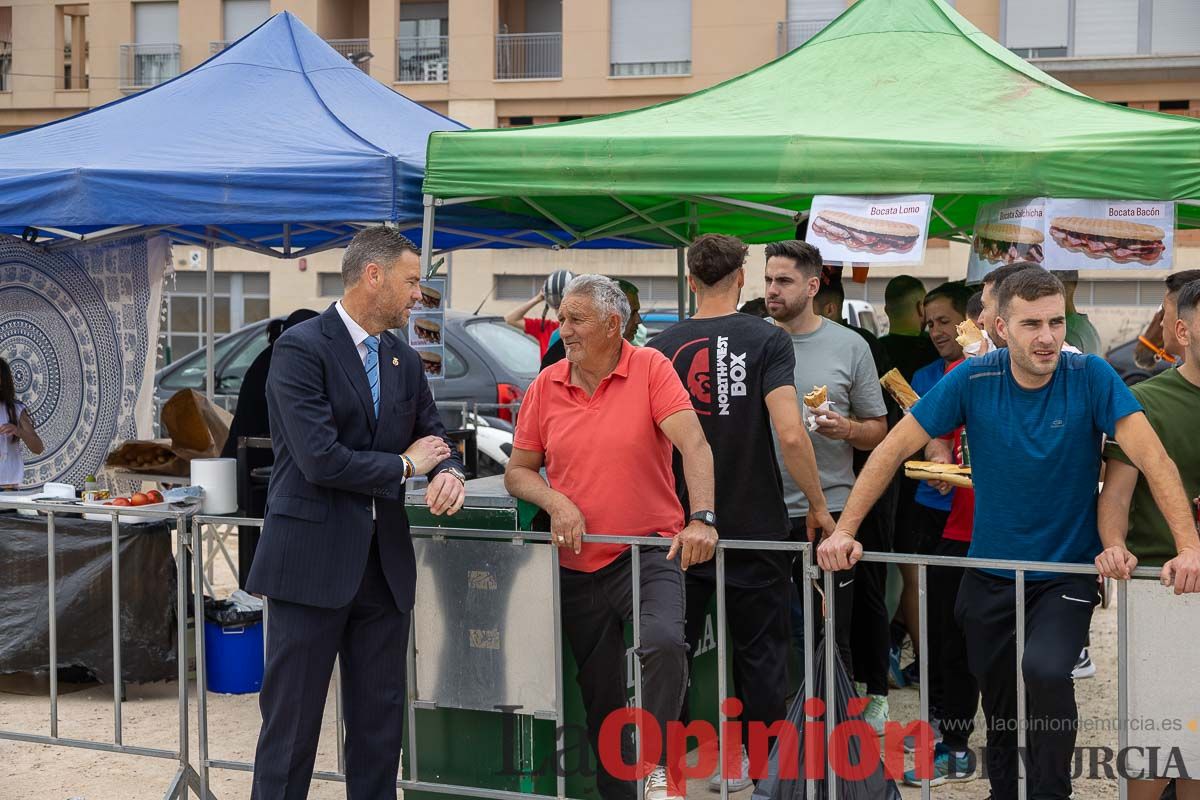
[753,638,901,800]
[203,596,262,627]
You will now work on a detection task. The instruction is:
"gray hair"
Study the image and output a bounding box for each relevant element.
[341,226,421,287]
[563,274,631,330]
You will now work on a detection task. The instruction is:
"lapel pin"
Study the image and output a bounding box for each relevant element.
[392,357,400,366]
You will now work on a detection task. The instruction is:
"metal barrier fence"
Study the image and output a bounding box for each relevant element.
[187,516,1160,800]
[0,499,211,799]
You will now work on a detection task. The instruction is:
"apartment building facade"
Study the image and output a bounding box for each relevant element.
[1,0,1197,361]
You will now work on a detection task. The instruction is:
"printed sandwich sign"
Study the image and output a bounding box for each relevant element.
[1042,200,1174,270]
[967,198,1047,283]
[806,195,933,264]
[968,198,1174,281]
[410,277,446,381]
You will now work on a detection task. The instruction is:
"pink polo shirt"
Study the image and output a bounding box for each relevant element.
[513,341,694,573]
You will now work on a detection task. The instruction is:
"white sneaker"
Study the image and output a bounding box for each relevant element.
[863,694,889,736]
[1072,648,1096,680]
[644,766,683,800]
[707,746,753,791]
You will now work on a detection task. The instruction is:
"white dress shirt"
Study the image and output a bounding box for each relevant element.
[334,302,403,512]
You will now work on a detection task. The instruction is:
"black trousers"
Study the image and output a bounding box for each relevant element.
[956,569,1098,800]
[560,549,688,800]
[789,515,854,678]
[927,537,978,750]
[683,572,790,746]
[252,534,410,800]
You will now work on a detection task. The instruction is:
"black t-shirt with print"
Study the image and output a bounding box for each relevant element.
[648,313,796,587]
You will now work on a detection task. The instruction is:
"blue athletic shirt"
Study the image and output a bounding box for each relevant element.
[910,349,1142,580]
[911,358,955,513]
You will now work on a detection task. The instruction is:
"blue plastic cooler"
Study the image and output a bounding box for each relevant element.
[203,620,264,694]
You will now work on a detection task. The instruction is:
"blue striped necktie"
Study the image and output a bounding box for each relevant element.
[364,336,380,417]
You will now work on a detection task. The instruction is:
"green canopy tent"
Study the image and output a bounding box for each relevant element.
[421,0,1200,266]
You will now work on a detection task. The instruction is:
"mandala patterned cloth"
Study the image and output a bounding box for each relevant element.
[0,235,170,487]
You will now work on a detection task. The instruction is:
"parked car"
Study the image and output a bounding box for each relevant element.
[1105,337,1173,386]
[154,310,540,428]
[639,298,880,337]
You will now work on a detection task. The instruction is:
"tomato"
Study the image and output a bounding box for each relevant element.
[146,490,163,504]
[103,501,113,506]
[111,498,132,507]
[130,493,150,506]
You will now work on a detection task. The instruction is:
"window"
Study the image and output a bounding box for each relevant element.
[1151,0,1200,55]
[783,0,843,50]
[218,327,271,392]
[134,2,178,44]
[495,274,544,301]
[1159,100,1190,111]
[60,5,89,89]
[132,1,179,88]
[158,330,248,391]
[0,8,10,92]
[610,0,691,77]
[1005,0,1068,57]
[222,0,269,42]
[159,271,270,367]
[398,1,448,82]
[443,344,468,380]
[1073,0,1138,57]
[318,272,344,297]
[625,275,687,305]
[464,320,541,378]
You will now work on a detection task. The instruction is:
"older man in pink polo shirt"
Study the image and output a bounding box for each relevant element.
[506,274,716,800]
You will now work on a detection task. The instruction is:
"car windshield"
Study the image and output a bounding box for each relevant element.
[160,331,249,391]
[464,320,540,379]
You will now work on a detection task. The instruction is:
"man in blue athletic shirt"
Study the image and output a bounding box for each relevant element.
[817,269,1200,800]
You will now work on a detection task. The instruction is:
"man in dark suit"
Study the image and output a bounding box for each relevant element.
[247,226,466,800]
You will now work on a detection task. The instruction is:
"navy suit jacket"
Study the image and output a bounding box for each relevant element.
[246,303,460,610]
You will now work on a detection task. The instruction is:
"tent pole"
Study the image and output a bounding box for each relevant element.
[206,243,216,402]
[676,248,686,321]
[421,194,437,284]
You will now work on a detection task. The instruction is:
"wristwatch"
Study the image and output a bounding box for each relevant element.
[688,510,716,527]
[444,467,467,484]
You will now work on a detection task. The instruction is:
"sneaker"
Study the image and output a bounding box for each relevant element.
[903,743,976,786]
[863,694,889,736]
[888,646,908,689]
[706,747,753,792]
[644,766,683,800]
[1072,648,1096,680]
[903,715,943,753]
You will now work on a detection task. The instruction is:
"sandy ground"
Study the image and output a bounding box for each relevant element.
[0,530,1122,799]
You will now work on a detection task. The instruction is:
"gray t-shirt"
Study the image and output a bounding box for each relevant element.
[775,318,888,516]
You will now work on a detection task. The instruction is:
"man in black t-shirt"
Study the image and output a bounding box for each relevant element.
[879,275,939,383]
[650,234,834,791]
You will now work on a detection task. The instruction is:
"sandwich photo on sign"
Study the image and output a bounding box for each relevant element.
[1041,199,1174,270]
[1048,217,1166,266]
[419,279,444,310]
[410,316,442,346]
[417,348,443,378]
[973,223,1044,265]
[806,194,933,264]
[811,211,920,255]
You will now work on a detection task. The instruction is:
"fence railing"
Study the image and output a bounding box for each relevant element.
[0,499,209,799]
[396,34,449,82]
[324,38,372,72]
[119,43,182,91]
[186,514,1161,800]
[495,32,562,80]
[776,18,835,55]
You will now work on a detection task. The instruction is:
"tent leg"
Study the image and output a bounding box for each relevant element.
[676,248,686,321]
[420,195,437,282]
[206,244,215,401]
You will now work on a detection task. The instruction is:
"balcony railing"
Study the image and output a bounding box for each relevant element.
[119,43,181,91]
[325,38,372,72]
[776,18,834,55]
[211,37,372,72]
[0,41,11,92]
[396,34,448,82]
[496,32,561,80]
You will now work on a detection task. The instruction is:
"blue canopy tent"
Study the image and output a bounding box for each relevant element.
[0,11,660,393]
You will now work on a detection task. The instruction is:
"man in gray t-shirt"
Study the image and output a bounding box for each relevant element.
[775,317,887,515]
[764,240,889,709]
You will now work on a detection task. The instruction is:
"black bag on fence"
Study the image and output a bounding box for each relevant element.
[752,638,901,800]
